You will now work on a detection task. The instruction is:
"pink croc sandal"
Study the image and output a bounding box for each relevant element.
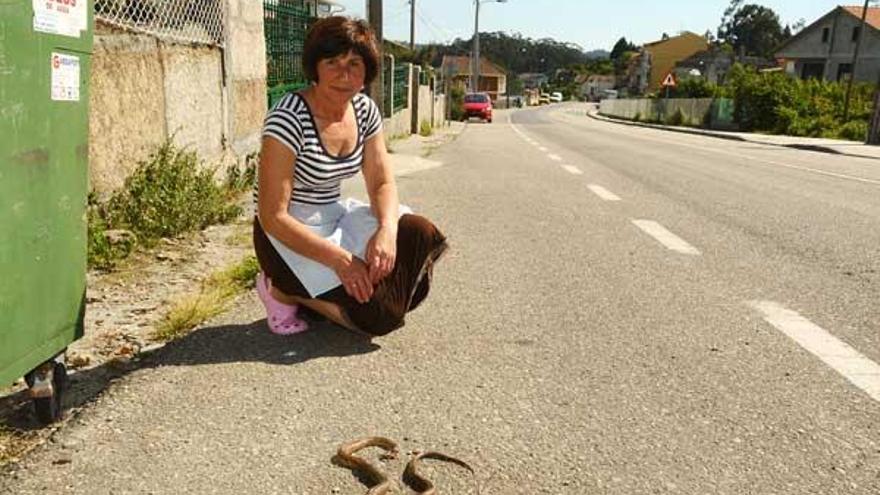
[256,272,309,335]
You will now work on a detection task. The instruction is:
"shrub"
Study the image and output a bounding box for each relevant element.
[224,153,257,194]
[837,120,868,141]
[669,78,722,99]
[419,119,433,137]
[87,193,134,270]
[665,108,686,126]
[106,141,240,242]
[726,63,874,140]
[450,86,465,121]
[87,141,244,269]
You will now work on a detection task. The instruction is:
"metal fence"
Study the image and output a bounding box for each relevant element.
[264,0,314,108]
[384,63,409,116]
[419,67,432,87]
[95,0,226,47]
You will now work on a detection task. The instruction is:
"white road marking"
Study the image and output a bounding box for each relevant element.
[538,146,548,152]
[562,165,583,175]
[631,220,700,255]
[587,184,621,201]
[594,122,880,187]
[749,301,880,402]
[548,154,563,162]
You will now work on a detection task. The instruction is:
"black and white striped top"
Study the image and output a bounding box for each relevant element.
[259,92,383,205]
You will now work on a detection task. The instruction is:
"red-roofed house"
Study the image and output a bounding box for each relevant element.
[440,55,508,101]
[775,5,880,82]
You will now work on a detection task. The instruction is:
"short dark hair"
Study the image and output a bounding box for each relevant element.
[303,16,380,86]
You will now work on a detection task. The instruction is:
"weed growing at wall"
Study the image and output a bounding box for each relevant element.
[419,119,433,137]
[87,141,253,269]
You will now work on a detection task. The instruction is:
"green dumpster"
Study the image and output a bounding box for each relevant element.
[0,0,93,422]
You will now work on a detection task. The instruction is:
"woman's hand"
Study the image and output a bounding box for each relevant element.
[334,253,374,304]
[365,225,397,285]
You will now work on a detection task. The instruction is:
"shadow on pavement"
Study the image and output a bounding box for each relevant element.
[1,319,379,431]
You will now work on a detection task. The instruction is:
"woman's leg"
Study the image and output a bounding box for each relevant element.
[341,214,448,335]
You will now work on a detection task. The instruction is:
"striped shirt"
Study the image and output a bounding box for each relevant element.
[259,92,383,205]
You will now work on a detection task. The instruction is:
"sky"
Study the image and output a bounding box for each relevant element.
[330,1,856,52]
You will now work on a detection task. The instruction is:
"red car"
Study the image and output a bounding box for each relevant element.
[463,92,493,123]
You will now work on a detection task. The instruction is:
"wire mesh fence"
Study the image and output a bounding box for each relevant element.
[95,0,226,47]
[264,0,314,108]
[384,63,410,116]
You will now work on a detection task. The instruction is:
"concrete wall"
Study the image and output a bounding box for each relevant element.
[88,0,267,196]
[227,0,268,154]
[89,33,168,195]
[432,92,446,128]
[384,108,412,139]
[415,85,432,131]
[384,83,445,138]
[161,44,224,160]
[600,98,715,127]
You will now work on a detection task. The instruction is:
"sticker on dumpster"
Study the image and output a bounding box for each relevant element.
[51,53,80,102]
[33,0,87,38]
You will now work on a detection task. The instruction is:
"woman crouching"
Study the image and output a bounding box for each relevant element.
[253,16,448,337]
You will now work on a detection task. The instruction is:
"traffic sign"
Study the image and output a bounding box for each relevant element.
[661,73,677,88]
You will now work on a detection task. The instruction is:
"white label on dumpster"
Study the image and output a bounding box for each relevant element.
[33,0,87,38]
[51,53,80,102]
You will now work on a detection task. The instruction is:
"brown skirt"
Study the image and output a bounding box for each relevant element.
[253,214,448,336]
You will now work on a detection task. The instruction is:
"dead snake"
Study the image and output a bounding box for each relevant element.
[334,436,399,495]
[402,450,479,495]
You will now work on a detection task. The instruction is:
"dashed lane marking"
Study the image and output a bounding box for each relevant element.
[749,301,880,402]
[587,184,621,201]
[632,220,700,255]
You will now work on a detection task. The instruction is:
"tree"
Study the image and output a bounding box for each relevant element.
[610,37,637,61]
[717,1,787,58]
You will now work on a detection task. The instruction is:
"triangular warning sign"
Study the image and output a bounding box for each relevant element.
[661,73,677,87]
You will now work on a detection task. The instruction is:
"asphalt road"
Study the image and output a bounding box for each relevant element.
[2,104,879,494]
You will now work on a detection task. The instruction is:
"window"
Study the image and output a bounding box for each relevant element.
[837,63,853,82]
[801,62,825,80]
[822,27,830,43]
[852,26,861,42]
[464,94,489,103]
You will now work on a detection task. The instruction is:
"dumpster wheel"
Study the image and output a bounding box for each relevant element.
[26,361,68,424]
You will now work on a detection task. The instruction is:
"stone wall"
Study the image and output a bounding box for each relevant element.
[227,0,267,155]
[89,33,168,195]
[600,98,716,127]
[88,0,267,196]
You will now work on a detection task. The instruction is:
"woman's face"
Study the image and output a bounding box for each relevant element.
[315,50,366,98]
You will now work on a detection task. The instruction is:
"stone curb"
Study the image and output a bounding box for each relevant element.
[587,111,879,161]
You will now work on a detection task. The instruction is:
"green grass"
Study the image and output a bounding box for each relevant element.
[419,119,433,137]
[152,256,259,342]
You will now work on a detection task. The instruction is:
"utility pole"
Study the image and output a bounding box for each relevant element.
[409,0,415,51]
[842,0,870,122]
[869,70,880,145]
[367,0,384,113]
[472,0,480,93]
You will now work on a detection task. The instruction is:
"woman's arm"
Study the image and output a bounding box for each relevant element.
[258,137,373,302]
[362,129,400,284]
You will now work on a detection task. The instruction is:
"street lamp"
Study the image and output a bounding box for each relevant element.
[472,0,507,93]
